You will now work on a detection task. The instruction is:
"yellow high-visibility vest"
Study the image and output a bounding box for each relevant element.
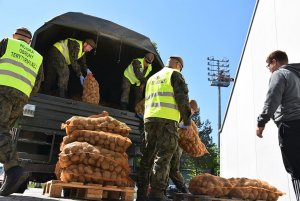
[144,67,180,122]
[124,58,152,86]
[0,38,43,97]
[54,38,85,65]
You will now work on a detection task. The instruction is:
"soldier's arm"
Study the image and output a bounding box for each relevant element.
[0,38,8,57]
[78,55,88,75]
[68,40,82,77]
[30,63,44,97]
[132,59,147,83]
[171,71,192,126]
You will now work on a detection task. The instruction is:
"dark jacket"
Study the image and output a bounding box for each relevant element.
[145,69,192,126]
[0,38,44,98]
[257,63,300,127]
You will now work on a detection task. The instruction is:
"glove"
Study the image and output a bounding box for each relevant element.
[80,75,85,85]
[179,123,187,129]
[87,68,92,75]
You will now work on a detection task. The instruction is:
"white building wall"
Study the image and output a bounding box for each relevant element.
[220,0,300,200]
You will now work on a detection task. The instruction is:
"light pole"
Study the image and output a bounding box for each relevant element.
[207,56,234,148]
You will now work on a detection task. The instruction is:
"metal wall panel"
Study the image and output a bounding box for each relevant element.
[220,0,300,200]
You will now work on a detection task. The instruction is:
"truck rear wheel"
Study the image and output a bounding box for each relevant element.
[15,178,29,194]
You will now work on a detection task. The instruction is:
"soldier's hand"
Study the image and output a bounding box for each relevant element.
[80,75,85,85]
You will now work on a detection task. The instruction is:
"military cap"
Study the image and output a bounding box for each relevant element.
[85,38,96,49]
[170,56,184,67]
[145,53,155,64]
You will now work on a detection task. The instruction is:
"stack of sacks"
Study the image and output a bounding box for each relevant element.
[189,173,285,201]
[82,74,100,105]
[57,111,134,187]
[178,121,208,157]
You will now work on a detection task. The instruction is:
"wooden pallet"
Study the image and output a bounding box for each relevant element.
[43,180,135,201]
[173,193,266,201]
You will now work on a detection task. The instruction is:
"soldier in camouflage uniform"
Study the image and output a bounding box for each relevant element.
[137,56,193,201]
[43,38,96,97]
[120,53,155,110]
[169,100,199,194]
[0,27,44,196]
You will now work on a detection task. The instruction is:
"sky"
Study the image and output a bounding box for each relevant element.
[0,0,256,144]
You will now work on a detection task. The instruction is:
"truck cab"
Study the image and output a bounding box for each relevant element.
[12,12,163,191]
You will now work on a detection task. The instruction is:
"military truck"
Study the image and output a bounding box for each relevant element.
[12,12,163,192]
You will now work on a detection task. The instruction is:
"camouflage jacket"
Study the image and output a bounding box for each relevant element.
[0,38,44,98]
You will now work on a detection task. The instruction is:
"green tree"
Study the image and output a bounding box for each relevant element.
[181,111,220,179]
[151,41,160,55]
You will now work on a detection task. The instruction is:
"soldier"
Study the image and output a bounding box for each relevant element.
[169,99,199,194]
[43,38,96,97]
[0,27,43,196]
[137,56,193,201]
[120,53,155,110]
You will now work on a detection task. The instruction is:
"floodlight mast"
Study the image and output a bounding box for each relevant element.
[207,56,234,149]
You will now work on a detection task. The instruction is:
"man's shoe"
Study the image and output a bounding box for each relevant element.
[0,166,29,196]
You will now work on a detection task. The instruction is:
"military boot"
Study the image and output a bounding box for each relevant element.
[136,186,149,201]
[0,166,29,196]
[178,185,188,193]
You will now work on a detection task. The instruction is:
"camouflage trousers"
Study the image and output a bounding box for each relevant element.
[0,88,27,171]
[169,146,185,190]
[137,121,178,200]
[44,47,70,92]
[120,76,143,106]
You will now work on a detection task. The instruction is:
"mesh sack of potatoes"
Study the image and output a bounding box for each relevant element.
[189,173,232,197]
[59,142,130,171]
[55,162,62,180]
[228,178,284,201]
[95,145,129,169]
[178,121,209,157]
[82,74,100,105]
[62,130,132,153]
[60,164,134,187]
[134,99,145,115]
[61,114,131,137]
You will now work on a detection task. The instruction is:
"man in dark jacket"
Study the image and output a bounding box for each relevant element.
[43,38,96,97]
[256,50,300,201]
[0,27,43,196]
[137,56,193,201]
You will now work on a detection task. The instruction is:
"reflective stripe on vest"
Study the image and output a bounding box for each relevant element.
[144,67,180,122]
[124,58,152,86]
[54,38,84,65]
[0,38,43,97]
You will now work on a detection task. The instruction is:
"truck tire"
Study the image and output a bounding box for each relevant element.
[15,178,29,193]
